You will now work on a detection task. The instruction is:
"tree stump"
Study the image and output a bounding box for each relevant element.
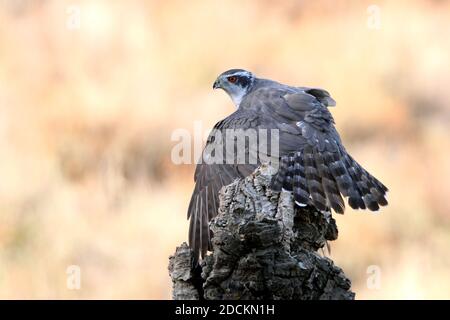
[168,164,355,300]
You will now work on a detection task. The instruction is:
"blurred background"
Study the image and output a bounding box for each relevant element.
[0,0,449,299]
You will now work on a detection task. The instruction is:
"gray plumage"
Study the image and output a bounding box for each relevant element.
[188,69,388,262]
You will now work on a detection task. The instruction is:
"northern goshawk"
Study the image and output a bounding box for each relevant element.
[188,69,388,262]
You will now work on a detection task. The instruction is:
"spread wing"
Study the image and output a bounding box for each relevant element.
[188,85,388,262]
[187,111,272,261]
[244,86,388,214]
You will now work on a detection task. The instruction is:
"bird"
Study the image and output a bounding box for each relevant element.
[187,69,388,262]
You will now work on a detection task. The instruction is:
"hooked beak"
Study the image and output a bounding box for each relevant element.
[213,79,220,89]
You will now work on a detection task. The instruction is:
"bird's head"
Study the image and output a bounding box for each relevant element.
[213,69,255,107]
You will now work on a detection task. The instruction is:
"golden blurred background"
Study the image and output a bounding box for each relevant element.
[0,0,449,299]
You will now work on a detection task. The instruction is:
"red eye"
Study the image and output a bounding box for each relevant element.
[227,76,237,83]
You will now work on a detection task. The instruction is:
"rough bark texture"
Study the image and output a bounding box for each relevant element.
[168,164,355,300]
